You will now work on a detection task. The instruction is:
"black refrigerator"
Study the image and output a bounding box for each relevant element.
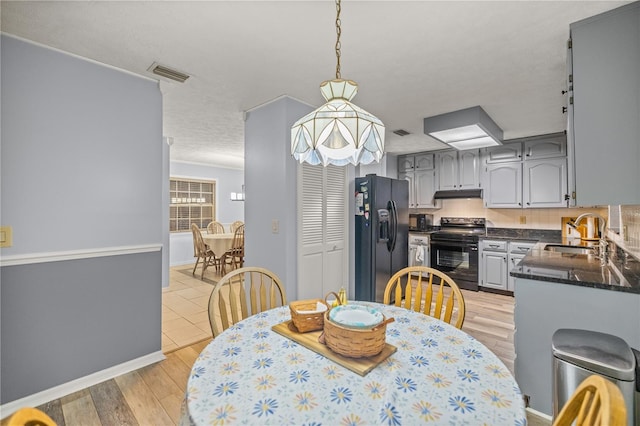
[355,174,409,303]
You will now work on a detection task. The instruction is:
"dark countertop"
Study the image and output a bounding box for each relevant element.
[484,227,562,242]
[511,240,640,294]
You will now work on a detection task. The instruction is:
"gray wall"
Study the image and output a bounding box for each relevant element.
[169,161,244,266]
[0,35,163,403]
[244,97,312,300]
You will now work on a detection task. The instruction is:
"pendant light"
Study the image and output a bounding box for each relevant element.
[291,0,385,166]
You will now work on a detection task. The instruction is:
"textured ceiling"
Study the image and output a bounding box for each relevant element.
[1,0,631,169]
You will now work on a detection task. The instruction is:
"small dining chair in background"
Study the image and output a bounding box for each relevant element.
[206,221,225,234]
[229,220,244,233]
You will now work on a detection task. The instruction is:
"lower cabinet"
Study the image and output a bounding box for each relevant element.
[480,240,508,291]
[507,241,536,291]
[481,239,536,292]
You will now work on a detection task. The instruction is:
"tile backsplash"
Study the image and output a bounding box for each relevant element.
[416,200,640,260]
[418,199,606,230]
[616,205,640,258]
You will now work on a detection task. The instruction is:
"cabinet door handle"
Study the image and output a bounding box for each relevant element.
[526,202,530,206]
[489,244,500,248]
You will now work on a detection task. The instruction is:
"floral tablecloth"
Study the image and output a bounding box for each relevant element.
[184,303,526,425]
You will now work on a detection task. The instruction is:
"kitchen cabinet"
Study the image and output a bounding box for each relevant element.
[483,134,568,208]
[484,163,522,207]
[507,241,535,291]
[481,239,535,292]
[398,153,438,208]
[523,157,568,208]
[523,136,566,160]
[484,143,522,164]
[436,149,481,191]
[480,239,508,291]
[567,2,640,206]
[398,153,434,172]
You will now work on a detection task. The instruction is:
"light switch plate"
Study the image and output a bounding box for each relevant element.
[0,226,13,247]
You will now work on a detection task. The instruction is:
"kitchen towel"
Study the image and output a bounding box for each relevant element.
[416,245,424,262]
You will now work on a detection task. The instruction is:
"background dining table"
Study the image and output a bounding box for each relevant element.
[182,302,527,425]
[201,232,234,257]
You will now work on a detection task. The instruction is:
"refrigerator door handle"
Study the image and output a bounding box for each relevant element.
[388,200,398,252]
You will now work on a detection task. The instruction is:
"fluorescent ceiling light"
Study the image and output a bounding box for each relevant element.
[424,106,503,150]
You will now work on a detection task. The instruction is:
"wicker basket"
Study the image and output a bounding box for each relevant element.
[289,299,328,332]
[323,310,389,358]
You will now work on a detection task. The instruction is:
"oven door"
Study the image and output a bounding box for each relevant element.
[430,239,479,291]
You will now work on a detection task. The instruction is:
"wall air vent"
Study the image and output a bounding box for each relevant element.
[148,62,190,83]
[392,129,411,136]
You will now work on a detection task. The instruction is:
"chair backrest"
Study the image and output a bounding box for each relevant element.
[7,407,56,426]
[231,224,245,250]
[383,266,466,329]
[206,221,225,234]
[191,223,208,257]
[208,266,287,337]
[552,375,626,426]
[230,220,244,233]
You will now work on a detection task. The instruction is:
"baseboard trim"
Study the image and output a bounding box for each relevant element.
[526,407,553,422]
[0,351,166,418]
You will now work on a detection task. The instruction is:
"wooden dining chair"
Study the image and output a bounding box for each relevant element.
[229,220,244,233]
[221,224,244,274]
[206,221,225,234]
[383,266,466,329]
[7,407,56,426]
[553,375,626,426]
[207,266,287,337]
[191,224,221,278]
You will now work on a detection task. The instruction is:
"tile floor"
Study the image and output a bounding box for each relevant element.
[161,265,219,353]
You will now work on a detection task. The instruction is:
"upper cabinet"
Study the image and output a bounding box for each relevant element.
[436,149,481,190]
[398,153,439,208]
[398,153,434,172]
[482,134,569,208]
[567,2,640,206]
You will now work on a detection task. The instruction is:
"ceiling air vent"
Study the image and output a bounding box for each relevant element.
[148,62,190,83]
[392,129,411,136]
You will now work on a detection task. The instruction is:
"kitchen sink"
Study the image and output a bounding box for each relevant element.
[543,244,597,255]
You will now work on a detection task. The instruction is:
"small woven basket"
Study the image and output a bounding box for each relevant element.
[323,310,388,358]
[289,299,328,333]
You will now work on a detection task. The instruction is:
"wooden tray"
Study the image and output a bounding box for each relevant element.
[271,320,397,376]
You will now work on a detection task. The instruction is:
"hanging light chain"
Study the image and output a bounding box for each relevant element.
[335,0,342,80]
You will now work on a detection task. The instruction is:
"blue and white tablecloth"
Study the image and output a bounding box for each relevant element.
[184,303,526,425]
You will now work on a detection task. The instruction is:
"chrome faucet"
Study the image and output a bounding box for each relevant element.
[572,212,608,262]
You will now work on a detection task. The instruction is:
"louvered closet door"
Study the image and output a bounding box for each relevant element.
[298,164,347,300]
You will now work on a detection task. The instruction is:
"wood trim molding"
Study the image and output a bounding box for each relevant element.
[0,244,162,267]
[0,351,165,418]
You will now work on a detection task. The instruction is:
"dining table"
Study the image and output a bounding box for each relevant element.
[202,232,234,257]
[182,302,527,425]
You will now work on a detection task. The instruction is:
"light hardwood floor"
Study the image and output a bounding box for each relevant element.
[3,268,537,425]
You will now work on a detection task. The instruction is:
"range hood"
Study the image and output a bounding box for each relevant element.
[433,189,483,199]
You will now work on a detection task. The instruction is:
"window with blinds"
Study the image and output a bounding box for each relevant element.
[170,178,216,232]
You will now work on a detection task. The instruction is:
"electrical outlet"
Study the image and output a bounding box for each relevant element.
[519,216,526,224]
[272,219,279,234]
[0,226,13,248]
